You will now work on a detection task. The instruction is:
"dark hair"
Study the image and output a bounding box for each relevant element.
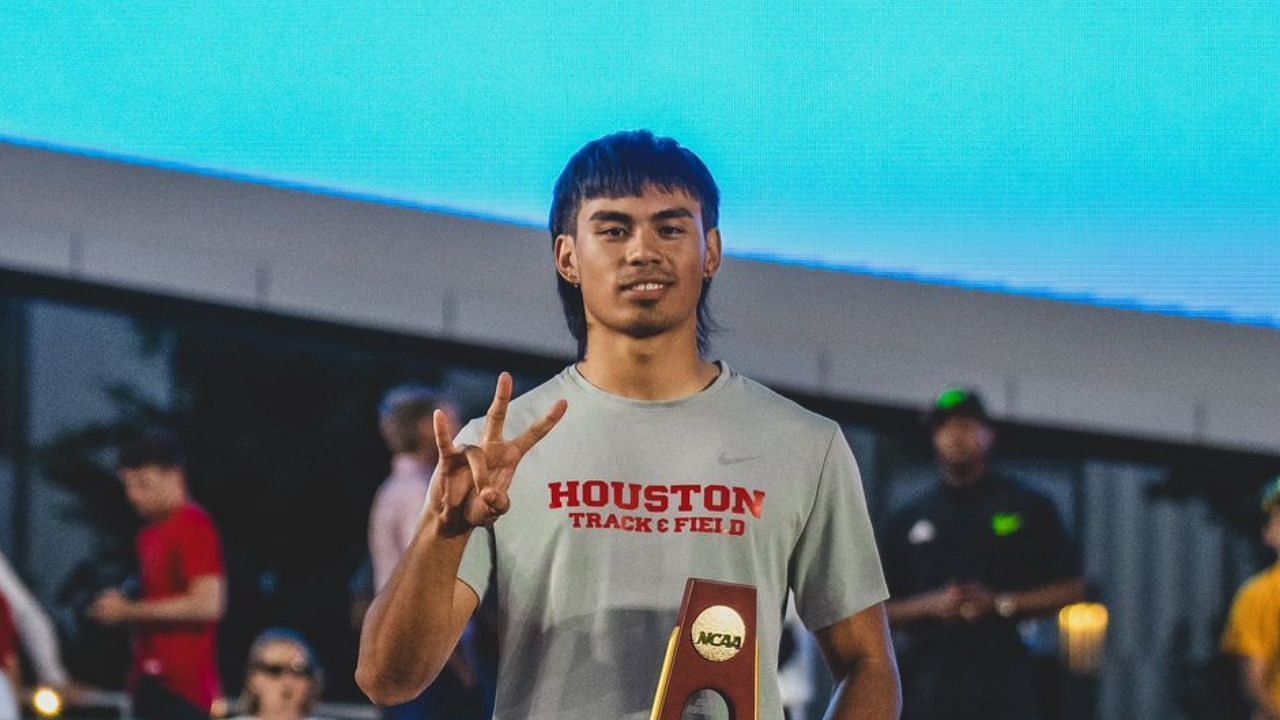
[241,628,324,715]
[378,384,446,455]
[549,130,721,359]
[116,429,185,470]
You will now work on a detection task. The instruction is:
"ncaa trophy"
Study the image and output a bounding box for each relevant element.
[650,578,758,720]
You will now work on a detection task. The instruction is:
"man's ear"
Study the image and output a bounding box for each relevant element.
[555,234,579,285]
[703,227,723,280]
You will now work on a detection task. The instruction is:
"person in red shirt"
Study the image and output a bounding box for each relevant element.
[89,431,226,720]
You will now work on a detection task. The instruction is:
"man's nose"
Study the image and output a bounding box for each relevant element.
[624,228,662,265]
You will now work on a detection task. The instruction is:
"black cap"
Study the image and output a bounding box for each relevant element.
[117,429,185,470]
[927,388,990,429]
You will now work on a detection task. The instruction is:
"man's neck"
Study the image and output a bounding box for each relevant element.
[147,496,188,523]
[941,462,987,490]
[577,331,719,401]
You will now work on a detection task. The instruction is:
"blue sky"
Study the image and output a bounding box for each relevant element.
[2,2,1276,326]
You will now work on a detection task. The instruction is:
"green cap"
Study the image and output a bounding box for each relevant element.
[928,387,989,429]
[1261,476,1280,512]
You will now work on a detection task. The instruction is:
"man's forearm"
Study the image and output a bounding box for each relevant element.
[1001,578,1085,618]
[356,510,474,705]
[884,594,937,627]
[127,590,223,624]
[826,655,902,720]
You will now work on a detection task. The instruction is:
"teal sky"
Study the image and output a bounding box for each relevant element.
[2,2,1276,326]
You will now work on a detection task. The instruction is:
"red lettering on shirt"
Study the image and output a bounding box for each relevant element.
[548,481,767,537]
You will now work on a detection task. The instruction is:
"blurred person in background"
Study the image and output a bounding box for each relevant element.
[0,590,20,720]
[1221,476,1280,719]
[88,430,226,720]
[881,388,1084,720]
[0,549,73,695]
[368,386,486,720]
[230,628,334,720]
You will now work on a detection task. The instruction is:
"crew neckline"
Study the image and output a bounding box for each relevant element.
[564,360,733,409]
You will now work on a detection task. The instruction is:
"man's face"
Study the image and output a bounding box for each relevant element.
[556,186,721,347]
[932,416,994,479]
[1263,507,1280,553]
[119,465,182,519]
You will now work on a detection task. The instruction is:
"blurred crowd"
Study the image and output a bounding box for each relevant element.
[1,382,1276,719]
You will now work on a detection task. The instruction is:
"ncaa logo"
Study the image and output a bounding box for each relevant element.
[691,605,747,662]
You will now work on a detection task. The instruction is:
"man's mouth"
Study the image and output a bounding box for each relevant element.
[620,279,673,300]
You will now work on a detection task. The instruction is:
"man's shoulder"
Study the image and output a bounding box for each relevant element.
[729,370,839,438]
[508,370,572,414]
[988,475,1058,509]
[1237,564,1280,604]
[171,503,218,532]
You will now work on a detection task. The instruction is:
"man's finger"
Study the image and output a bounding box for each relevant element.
[514,399,568,454]
[434,409,459,458]
[484,372,514,444]
[463,445,489,493]
[482,487,511,516]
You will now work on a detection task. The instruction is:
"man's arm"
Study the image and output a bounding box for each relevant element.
[813,603,901,720]
[990,577,1085,619]
[954,577,1085,622]
[356,373,565,706]
[883,585,963,627]
[1239,656,1280,720]
[356,515,481,705]
[89,575,224,625]
[0,552,70,686]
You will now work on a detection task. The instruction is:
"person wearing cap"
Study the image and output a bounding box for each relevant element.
[1221,477,1280,719]
[880,388,1084,720]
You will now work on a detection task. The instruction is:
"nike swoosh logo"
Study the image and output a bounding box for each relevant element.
[718,451,760,466]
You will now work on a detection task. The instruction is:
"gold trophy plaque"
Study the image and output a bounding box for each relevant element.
[650,578,758,720]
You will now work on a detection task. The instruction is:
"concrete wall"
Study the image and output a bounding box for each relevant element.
[2,142,1277,454]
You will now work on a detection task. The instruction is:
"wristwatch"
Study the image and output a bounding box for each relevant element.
[994,594,1018,619]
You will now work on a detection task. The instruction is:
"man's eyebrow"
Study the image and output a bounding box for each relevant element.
[587,210,634,224]
[651,208,696,221]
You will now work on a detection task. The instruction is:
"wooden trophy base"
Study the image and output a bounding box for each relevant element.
[650,578,758,720]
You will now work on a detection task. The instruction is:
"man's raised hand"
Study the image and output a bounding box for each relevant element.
[429,372,567,537]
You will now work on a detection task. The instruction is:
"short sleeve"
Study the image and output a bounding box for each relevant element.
[789,425,890,630]
[1222,581,1277,660]
[178,511,225,582]
[451,418,495,602]
[458,528,496,602]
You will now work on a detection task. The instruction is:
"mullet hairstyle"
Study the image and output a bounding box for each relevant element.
[549,130,721,359]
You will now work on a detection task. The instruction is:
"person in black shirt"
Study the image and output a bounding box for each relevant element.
[882,388,1085,720]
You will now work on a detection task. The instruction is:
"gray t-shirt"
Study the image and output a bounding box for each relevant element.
[457,363,888,720]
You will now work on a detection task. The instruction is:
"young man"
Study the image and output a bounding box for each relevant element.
[357,130,900,719]
[89,431,226,720]
[1222,476,1280,719]
[881,389,1084,720]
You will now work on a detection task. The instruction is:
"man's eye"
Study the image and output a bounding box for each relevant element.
[659,225,686,237]
[599,226,628,238]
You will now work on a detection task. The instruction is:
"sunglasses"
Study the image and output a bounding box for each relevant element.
[251,662,313,679]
